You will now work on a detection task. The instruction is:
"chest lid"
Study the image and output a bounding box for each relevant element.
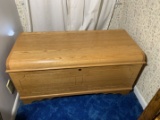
[6,30,145,72]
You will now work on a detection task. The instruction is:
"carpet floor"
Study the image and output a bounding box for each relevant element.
[16,92,143,120]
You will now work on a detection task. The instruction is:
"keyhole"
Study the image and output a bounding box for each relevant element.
[78,69,82,71]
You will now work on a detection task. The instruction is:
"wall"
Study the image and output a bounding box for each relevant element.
[14,0,160,105]
[15,0,30,32]
[120,0,160,103]
[0,0,22,119]
[109,0,124,29]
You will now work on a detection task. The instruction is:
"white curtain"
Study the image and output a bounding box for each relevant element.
[29,0,116,32]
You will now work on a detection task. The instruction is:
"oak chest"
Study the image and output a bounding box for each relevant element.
[6,30,146,103]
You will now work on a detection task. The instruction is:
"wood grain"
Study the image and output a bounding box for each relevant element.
[22,87,132,104]
[139,89,160,120]
[155,113,160,120]
[6,30,146,103]
[6,30,145,72]
[9,64,142,97]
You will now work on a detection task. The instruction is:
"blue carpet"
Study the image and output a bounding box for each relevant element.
[16,92,143,120]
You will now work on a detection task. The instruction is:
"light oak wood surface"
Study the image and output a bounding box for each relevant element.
[9,64,142,96]
[6,30,146,103]
[6,30,145,72]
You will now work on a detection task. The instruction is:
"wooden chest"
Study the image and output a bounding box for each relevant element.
[6,30,145,103]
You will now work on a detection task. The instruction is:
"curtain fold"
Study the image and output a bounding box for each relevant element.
[66,0,85,30]
[29,0,116,32]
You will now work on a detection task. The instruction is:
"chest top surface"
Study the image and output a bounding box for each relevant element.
[6,30,145,72]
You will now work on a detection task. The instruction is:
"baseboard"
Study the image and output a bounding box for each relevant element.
[10,93,20,120]
[134,86,147,109]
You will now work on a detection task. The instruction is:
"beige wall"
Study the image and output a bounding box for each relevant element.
[15,0,160,104]
[120,0,160,103]
[109,0,125,29]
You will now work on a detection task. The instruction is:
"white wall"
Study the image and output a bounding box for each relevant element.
[0,0,22,119]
